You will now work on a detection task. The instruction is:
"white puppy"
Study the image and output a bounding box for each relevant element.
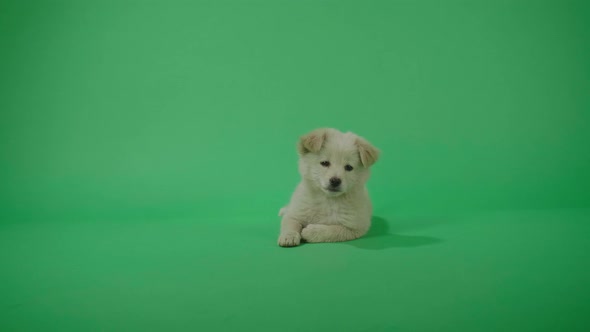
[278,128,380,247]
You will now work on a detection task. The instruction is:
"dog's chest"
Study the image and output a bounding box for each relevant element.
[306,197,355,225]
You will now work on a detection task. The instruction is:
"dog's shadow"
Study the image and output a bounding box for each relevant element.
[344,216,442,250]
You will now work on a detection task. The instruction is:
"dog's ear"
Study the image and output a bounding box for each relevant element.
[297,128,328,155]
[356,136,380,167]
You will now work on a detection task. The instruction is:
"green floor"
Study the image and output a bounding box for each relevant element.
[2,0,590,331]
[1,209,589,331]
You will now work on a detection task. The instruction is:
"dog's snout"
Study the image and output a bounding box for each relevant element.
[329,177,342,187]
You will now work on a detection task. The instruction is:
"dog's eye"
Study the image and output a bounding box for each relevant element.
[344,165,354,171]
[320,161,330,167]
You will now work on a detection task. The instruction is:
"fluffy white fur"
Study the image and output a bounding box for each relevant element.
[278,128,380,247]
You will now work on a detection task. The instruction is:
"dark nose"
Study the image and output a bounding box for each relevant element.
[329,177,342,187]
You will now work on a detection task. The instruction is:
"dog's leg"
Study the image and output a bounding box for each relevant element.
[278,206,288,217]
[278,217,303,247]
[301,224,365,243]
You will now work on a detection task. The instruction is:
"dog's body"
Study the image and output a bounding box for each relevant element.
[278,128,379,247]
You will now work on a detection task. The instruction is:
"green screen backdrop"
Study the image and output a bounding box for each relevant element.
[1,0,589,331]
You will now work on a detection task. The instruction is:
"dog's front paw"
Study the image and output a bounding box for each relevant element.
[278,232,301,247]
[301,225,322,243]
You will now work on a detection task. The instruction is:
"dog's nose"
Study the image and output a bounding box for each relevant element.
[329,177,342,187]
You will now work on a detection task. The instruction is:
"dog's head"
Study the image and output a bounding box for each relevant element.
[296,128,379,197]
